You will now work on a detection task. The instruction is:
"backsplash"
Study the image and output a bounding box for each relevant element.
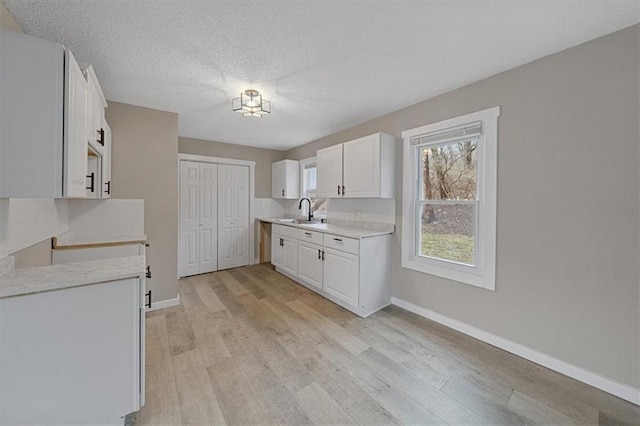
[0,199,69,259]
[326,198,395,224]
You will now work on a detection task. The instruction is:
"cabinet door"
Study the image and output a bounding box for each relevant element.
[271,234,282,268]
[323,247,359,308]
[179,161,200,277]
[317,144,343,198]
[101,122,112,198]
[343,134,380,198]
[281,236,298,276]
[0,279,141,424]
[272,161,285,198]
[218,164,250,270]
[63,49,88,198]
[199,163,218,274]
[298,241,322,290]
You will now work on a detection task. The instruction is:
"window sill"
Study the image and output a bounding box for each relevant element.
[401,257,494,290]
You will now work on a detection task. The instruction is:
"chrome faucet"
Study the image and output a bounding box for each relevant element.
[298,198,313,221]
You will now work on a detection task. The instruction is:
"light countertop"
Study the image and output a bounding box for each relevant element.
[258,217,394,239]
[0,255,146,299]
[52,234,147,249]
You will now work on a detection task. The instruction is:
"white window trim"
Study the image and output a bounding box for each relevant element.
[299,156,326,218]
[401,106,500,291]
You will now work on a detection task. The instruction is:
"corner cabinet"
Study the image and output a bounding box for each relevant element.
[317,133,397,199]
[0,277,145,424]
[272,159,299,199]
[0,30,111,199]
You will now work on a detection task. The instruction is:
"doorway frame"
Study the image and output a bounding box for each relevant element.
[177,153,256,278]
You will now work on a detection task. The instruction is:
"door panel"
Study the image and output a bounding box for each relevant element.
[317,144,343,198]
[63,50,88,198]
[343,135,380,198]
[298,241,322,290]
[180,161,200,277]
[281,237,297,277]
[199,163,217,274]
[218,165,250,270]
[271,234,282,268]
[323,248,359,308]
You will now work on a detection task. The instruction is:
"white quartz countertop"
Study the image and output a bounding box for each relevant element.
[0,255,146,299]
[258,218,394,239]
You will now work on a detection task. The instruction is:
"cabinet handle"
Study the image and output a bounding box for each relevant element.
[321,250,325,261]
[280,238,284,247]
[86,173,95,192]
[337,185,341,195]
[145,290,152,309]
[282,189,285,197]
[97,128,104,146]
[342,185,346,196]
[333,238,343,242]
[146,265,152,279]
[304,232,312,236]
[105,180,111,195]
[318,249,321,259]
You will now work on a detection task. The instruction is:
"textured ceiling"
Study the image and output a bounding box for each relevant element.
[5,1,640,150]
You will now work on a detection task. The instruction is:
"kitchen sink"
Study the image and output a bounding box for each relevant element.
[271,218,321,225]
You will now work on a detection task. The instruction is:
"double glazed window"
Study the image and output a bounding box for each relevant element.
[402,107,499,290]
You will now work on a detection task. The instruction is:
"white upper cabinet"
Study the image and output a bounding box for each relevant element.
[317,144,343,198]
[272,159,299,199]
[316,133,397,199]
[102,122,112,198]
[62,49,89,198]
[85,66,107,155]
[0,30,111,199]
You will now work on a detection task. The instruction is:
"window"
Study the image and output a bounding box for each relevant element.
[401,107,499,290]
[300,157,326,218]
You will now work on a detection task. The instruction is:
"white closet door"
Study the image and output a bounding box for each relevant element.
[179,161,200,277]
[233,165,249,267]
[199,163,218,274]
[218,164,250,270]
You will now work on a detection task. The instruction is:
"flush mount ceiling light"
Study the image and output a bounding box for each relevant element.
[232,89,271,118]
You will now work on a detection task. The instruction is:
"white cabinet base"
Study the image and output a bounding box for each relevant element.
[0,278,143,424]
[274,233,393,318]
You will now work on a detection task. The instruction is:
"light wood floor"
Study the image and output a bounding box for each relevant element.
[135,264,640,425]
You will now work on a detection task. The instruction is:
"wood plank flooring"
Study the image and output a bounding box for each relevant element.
[136,264,640,425]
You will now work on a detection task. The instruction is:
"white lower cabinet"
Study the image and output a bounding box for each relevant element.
[322,247,359,309]
[271,224,392,317]
[281,236,298,277]
[297,241,323,290]
[0,278,145,424]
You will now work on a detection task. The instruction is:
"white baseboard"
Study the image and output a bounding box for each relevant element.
[391,297,640,406]
[147,295,180,312]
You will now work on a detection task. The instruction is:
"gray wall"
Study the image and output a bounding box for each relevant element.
[106,102,179,303]
[285,25,640,388]
[0,0,21,32]
[179,137,286,199]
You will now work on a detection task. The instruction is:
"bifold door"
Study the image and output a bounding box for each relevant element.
[218,164,250,270]
[179,161,218,277]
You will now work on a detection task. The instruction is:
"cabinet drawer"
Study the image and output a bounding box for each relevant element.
[323,234,359,255]
[298,229,324,245]
[272,224,298,239]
